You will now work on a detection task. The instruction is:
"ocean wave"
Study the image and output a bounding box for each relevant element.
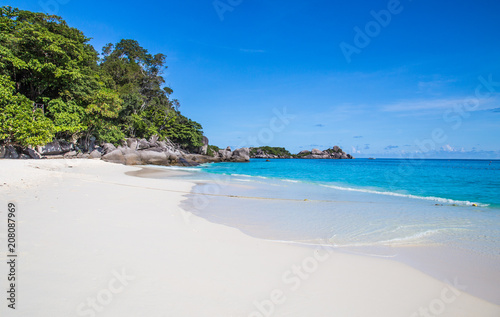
[375,229,447,245]
[267,228,446,249]
[231,173,253,177]
[202,170,490,207]
[319,184,489,207]
[160,166,202,172]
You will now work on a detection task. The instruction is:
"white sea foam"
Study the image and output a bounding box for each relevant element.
[319,184,489,207]
[231,173,253,177]
[268,228,447,249]
[223,171,489,207]
[374,229,447,245]
[264,239,397,258]
[234,178,252,182]
[160,166,202,172]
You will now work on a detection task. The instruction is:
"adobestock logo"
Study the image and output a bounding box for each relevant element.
[76,268,135,317]
[39,0,70,15]
[410,278,466,317]
[213,0,243,21]
[340,0,407,63]
[248,244,332,317]
[183,106,294,225]
[384,74,499,187]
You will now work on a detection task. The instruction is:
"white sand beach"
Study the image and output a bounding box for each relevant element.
[0,159,499,317]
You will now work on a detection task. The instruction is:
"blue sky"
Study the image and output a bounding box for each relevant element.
[5,0,500,158]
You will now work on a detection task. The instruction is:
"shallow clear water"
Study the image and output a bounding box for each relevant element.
[161,158,500,304]
[198,158,500,208]
[170,158,500,257]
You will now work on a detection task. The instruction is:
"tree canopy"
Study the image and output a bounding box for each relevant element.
[0,6,204,151]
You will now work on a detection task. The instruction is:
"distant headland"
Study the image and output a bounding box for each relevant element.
[250,146,354,159]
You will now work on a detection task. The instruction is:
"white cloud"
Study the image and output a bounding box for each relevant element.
[441,144,454,152]
[440,145,466,152]
[381,97,499,114]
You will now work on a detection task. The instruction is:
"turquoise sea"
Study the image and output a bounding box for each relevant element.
[170,158,500,302]
[174,158,500,253]
[199,158,500,207]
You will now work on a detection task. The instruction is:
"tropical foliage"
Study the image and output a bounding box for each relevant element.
[250,146,292,157]
[0,6,203,150]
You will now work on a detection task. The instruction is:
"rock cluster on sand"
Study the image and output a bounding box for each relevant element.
[0,137,250,166]
[1,141,352,164]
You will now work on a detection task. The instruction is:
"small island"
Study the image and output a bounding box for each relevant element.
[250,146,354,159]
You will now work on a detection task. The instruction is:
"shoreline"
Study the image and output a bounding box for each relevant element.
[0,159,499,316]
[177,167,500,305]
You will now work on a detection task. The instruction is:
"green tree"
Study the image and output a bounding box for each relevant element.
[0,6,101,143]
[84,87,123,144]
[0,7,205,151]
[100,39,204,149]
[0,76,55,146]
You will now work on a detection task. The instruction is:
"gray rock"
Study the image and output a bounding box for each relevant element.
[333,146,341,153]
[310,154,328,159]
[178,157,199,167]
[164,150,175,160]
[201,144,208,155]
[168,153,179,163]
[188,154,218,164]
[37,141,63,155]
[139,151,168,165]
[143,147,164,153]
[311,148,322,155]
[125,138,138,150]
[89,150,102,159]
[218,149,232,160]
[102,143,116,155]
[102,149,125,164]
[231,147,250,162]
[0,146,6,158]
[158,141,168,150]
[124,153,141,165]
[64,151,77,158]
[202,136,209,146]
[149,135,159,147]
[2,146,19,159]
[118,146,136,155]
[20,148,41,159]
[137,139,150,150]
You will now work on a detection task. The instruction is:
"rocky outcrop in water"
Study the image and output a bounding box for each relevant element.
[295,147,353,159]
[249,146,353,159]
[250,147,292,159]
